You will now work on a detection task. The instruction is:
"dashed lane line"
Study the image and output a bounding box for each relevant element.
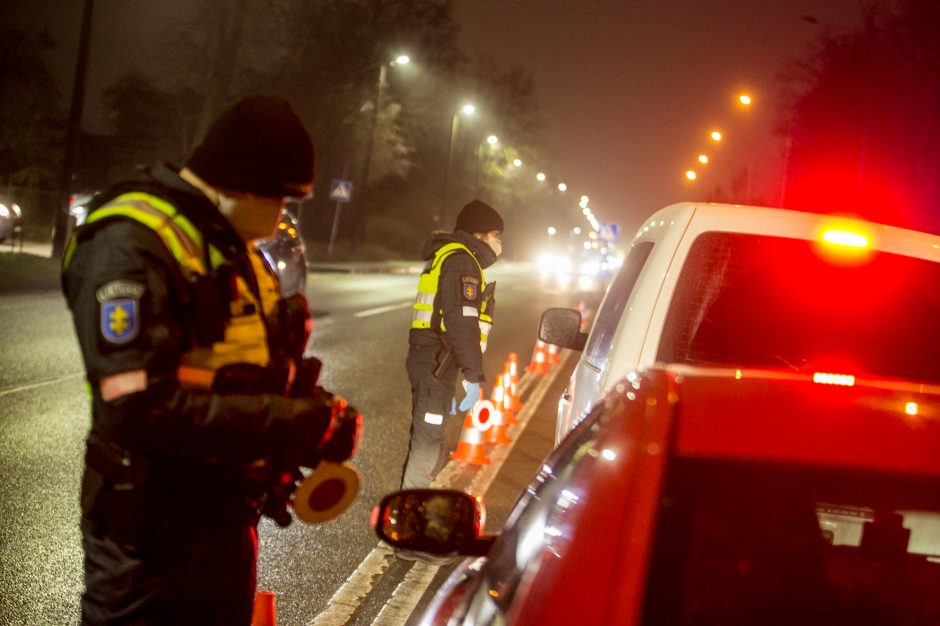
[0,372,84,398]
[353,302,413,318]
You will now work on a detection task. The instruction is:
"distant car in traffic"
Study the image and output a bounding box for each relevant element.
[540,202,940,443]
[71,192,306,297]
[536,247,618,294]
[0,198,23,243]
[374,366,940,625]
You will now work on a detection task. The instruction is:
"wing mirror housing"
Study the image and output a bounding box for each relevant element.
[372,489,495,557]
[539,308,587,351]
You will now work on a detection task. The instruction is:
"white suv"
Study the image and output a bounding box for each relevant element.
[540,201,940,444]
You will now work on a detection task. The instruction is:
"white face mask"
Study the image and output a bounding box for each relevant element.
[217,191,284,241]
[483,231,502,257]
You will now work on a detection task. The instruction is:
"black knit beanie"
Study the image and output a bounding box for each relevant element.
[186,96,315,198]
[455,200,504,234]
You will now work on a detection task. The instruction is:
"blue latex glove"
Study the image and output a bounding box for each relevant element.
[458,381,481,413]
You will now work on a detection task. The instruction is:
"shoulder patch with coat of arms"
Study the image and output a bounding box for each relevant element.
[461,275,480,301]
[97,280,144,345]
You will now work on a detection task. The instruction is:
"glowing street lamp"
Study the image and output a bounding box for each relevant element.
[536,172,546,182]
[512,158,522,167]
[486,134,498,145]
[547,226,557,235]
[710,130,722,142]
[685,170,697,181]
[579,195,589,207]
[738,93,752,106]
[558,182,567,192]
[698,154,709,164]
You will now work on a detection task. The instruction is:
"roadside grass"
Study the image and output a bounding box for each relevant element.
[0,252,62,294]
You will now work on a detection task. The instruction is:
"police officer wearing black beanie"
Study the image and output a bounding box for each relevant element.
[62,96,363,625]
[401,200,504,494]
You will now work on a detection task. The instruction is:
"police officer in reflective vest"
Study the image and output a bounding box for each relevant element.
[402,200,503,488]
[62,96,363,625]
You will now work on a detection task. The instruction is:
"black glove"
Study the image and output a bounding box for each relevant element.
[318,397,363,463]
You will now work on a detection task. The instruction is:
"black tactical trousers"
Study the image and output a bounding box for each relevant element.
[401,342,458,488]
[81,502,259,625]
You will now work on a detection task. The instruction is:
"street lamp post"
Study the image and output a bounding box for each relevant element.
[440,103,475,225]
[475,134,498,197]
[358,55,409,220]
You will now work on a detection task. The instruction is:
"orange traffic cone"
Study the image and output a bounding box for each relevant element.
[252,590,277,626]
[451,413,490,465]
[578,300,590,332]
[485,387,513,445]
[500,369,519,425]
[491,371,516,425]
[527,341,549,375]
[508,353,523,412]
[546,342,561,365]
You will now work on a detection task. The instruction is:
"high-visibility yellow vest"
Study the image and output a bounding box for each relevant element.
[64,192,281,388]
[411,242,493,352]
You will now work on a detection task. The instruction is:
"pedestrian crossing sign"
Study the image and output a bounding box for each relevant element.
[330,179,353,203]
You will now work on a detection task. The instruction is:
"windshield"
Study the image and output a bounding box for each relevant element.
[658,232,940,383]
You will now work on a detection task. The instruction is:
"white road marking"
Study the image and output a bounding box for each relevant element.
[308,351,570,626]
[0,372,84,398]
[309,544,396,626]
[353,302,413,318]
[370,561,442,626]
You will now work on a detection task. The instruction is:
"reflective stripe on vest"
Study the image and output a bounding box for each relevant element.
[64,192,281,389]
[411,242,492,349]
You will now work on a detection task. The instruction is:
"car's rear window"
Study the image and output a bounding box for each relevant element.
[642,461,940,625]
[658,232,940,383]
[584,241,654,369]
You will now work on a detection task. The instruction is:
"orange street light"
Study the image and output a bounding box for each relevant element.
[738,94,752,106]
[698,154,709,164]
[685,170,697,181]
[710,130,722,141]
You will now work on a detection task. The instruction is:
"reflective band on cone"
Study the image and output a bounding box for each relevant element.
[527,341,548,375]
[293,461,360,524]
[471,399,495,432]
[451,413,490,465]
[486,383,513,445]
[547,342,560,365]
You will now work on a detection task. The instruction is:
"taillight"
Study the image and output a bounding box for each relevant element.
[812,372,855,386]
[821,229,869,248]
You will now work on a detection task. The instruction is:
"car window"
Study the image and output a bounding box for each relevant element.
[657,232,940,383]
[642,460,940,625]
[583,241,654,369]
[462,400,611,623]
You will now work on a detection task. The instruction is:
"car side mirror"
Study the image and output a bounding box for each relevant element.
[372,489,493,556]
[539,308,587,351]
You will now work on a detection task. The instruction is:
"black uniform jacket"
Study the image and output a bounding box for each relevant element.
[408,230,497,384]
[62,165,316,474]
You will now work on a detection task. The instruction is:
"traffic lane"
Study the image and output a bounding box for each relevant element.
[253,267,575,625]
[0,374,86,625]
[402,353,576,626]
[0,291,82,390]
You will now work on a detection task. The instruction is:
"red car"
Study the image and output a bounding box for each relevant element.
[374,366,940,625]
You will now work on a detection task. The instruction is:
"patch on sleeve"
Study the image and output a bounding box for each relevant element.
[97,280,144,345]
[461,275,480,301]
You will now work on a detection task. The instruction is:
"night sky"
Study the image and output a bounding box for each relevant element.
[454,0,862,230]
[6,0,863,232]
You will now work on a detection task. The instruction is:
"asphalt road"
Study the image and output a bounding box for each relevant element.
[0,260,596,625]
